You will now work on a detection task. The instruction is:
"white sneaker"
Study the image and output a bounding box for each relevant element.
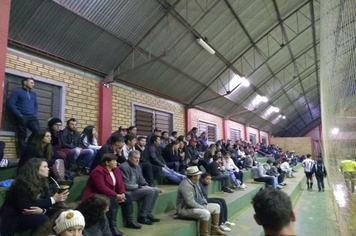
[219,224,231,232]
[224,221,235,227]
[241,183,247,188]
[238,186,246,191]
[277,185,283,189]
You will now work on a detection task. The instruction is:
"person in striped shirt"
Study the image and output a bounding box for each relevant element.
[302,154,315,191]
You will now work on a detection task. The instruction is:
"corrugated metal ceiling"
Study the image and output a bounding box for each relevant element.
[8,0,321,137]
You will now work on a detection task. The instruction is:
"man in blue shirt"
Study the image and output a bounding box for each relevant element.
[8,77,40,152]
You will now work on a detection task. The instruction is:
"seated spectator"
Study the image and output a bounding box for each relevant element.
[127,126,137,137]
[76,194,112,236]
[83,153,141,236]
[120,151,160,225]
[162,141,181,171]
[81,126,101,155]
[0,158,68,235]
[62,118,95,175]
[188,127,198,139]
[34,210,85,236]
[19,130,69,185]
[266,160,286,186]
[280,158,295,178]
[143,135,185,185]
[184,134,191,146]
[206,155,233,193]
[222,152,246,189]
[251,187,296,236]
[111,126,127,137]
[145,128,161,147]
[169,131,178,142]
[175,166,226,236]
[122,134,137,160]
[48,118,74,168]
[185,138,208,171]
[203,144,216,163]
[178,140,188,173]
[198,132,208,152]
[135,136,146,155]
[159,131,171,149]
[91,134,125,171]
[252,163,282,189]
[199,173,235,232]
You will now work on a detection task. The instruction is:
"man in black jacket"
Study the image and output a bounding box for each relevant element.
[206,155,233,193]
[144,135,185,185]
[185,138,208,171]
[62,118,95,174]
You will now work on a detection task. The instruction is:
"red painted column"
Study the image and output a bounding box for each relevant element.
[268,134,271,145]
[223,119,228,141]
[185,108,192,134]
[244,126,248,141]
[257,130,260,144]
[98,82,112,145]
[0,0,11,129]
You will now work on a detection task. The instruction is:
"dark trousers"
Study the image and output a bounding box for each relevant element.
[191,159,208,171]
[233,170,244,184]
[108,193,133,220]
[206,198,227,225]
[212,174,230,190]
[16,115,40,151]
[140,161,160,186]
[316,175,325,190]
[254,177,274,186]
[278,172,285,184]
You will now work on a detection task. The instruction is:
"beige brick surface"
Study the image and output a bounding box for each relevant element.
[1,53,99,158]
[189,109,223,140]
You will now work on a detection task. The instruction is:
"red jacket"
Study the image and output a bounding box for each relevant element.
[82,165,126,201]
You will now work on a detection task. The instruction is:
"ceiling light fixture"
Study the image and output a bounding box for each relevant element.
[267,106,280,115]
[196,38,215,55]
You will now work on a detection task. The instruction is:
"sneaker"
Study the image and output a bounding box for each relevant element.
[277,185,283,189]
[322,189,325,192]
[238,186,246,191]
[224,221,235,227]
[219,224,231,232]
[241,183,247,188]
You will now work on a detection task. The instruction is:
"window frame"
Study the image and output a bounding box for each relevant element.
[249,133,257,145]
[230,128,242,143]
[0,68,66,136]
[198,119,218,143]
[261,136,267,145]
[131,102,174,136]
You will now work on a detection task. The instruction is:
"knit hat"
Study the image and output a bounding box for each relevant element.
[48,118,62,128]
[53,210,85,234]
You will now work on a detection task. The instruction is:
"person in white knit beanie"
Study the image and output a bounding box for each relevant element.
[53,210,85,236]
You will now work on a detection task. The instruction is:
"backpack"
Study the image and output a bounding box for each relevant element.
[315,164,325,176]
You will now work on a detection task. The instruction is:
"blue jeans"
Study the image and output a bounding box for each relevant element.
[161,168,185,185]
[70,148,95,169]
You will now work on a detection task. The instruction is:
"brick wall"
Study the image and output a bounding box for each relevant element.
[270,137,312,157]
[111,84,185,136]
[189,109,223,140]
[1,51,100,158]
[225,120,245,140]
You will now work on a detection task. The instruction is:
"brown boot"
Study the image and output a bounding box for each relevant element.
[199,220,209,236]
[210,214,227,235]
[52,159,72,186]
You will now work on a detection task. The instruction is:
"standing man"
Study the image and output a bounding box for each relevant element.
[8,77,40,151]
[339,157,356,194]
[120,150,160,225]
[252,187,296,236]
[302,154,315,191]
[61,118,95,174]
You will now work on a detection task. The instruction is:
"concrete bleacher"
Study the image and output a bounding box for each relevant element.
[0,159,306,236]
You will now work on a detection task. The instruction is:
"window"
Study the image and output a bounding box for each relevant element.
[249,133,257,145]
[230,128,241,143]
[198,120,217,142]
[133,104,173,136]
[261,136,267,145]
[1,71,64,134]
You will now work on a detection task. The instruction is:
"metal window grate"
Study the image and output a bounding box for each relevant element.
[230,128,241,143]
[134,105,173,136]
[198,121,217,142]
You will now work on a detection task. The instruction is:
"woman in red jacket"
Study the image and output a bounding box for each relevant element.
[82,153,141,236]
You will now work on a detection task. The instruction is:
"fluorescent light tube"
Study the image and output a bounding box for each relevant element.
[197,38,215,55]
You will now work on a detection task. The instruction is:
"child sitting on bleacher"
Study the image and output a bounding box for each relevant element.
[199,173,236,232]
